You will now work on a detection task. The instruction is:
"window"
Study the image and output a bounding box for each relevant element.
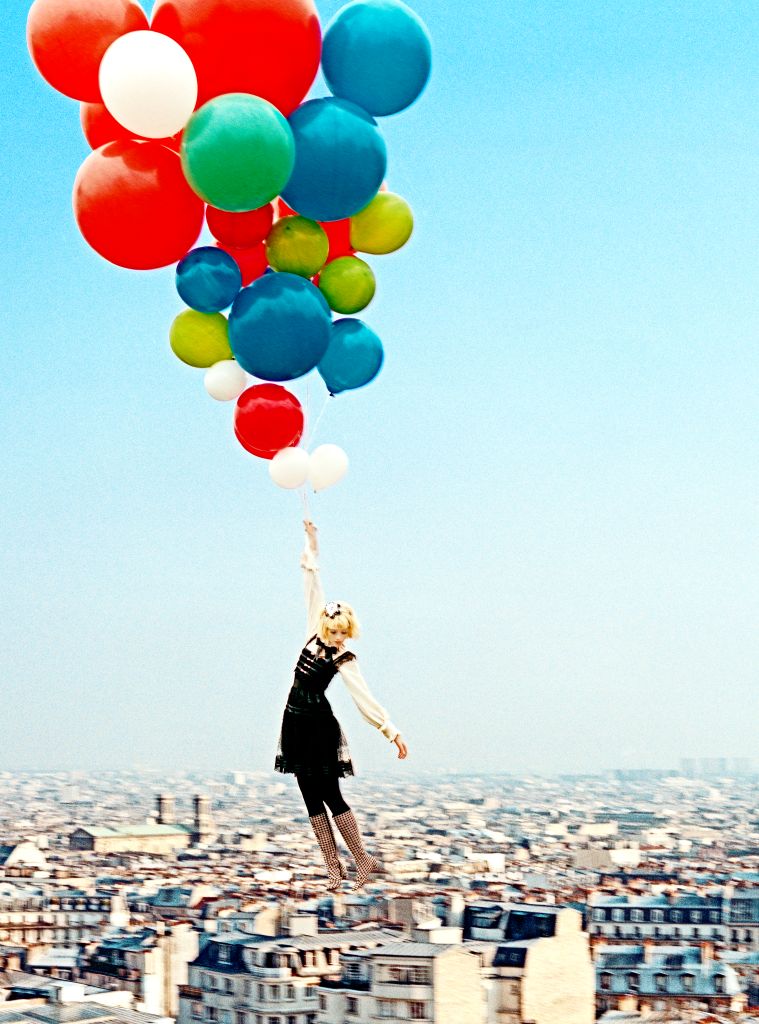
[305,986,316,998]
[714,975,725,993]
[692,928,699,938]
[653,927,660,938]
[745,930,753,943]
[628,973,639,991]
[709,911,720,923]
[219,945,231,963]
[681,974,694,992]
[287,1018,296,1024]
[410,1003,426,1020]
[600,973,612,991]
[286,985,294,1000]
[651,910,664,923]
[633,927,641,938]
[712,929,720,940]
[236,1014,246,1024]
[192,1003,203,1018]
[225,980,233,994]
[258,985,265,1001]
[611,909,624,922]
[207,1009,217,1022]
[592,909,605,922]
[346,997,358,1015]
[671,910,683,923]
[318,996,326,1011]
[631,910,644,922]
[221,1012,231,1024]
[673,928,680,938]
[731,930,739,942]
[655,974,667,993]
[271,987,279,1000]
[267,1018,279,1024]
[243,981,251,997]
[691,911,701,923]
[378,1003,395,1018]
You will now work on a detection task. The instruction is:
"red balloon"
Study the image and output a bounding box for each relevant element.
[217,242,269,286]
[27,0,148,102]
[276,198,298,219]
[73,140,205,270]
[320,218,354,263]
[151,0,321,114]
[234,384,304,459]
[207,204,274,249]
[80,103,182,151]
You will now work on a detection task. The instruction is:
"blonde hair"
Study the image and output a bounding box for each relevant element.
[318,602,361,642]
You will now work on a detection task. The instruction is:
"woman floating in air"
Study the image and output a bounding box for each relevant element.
[275,519,408,891]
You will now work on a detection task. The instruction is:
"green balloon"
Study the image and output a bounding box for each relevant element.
[318,256,376,314]
[350,191,414,255]
[181,94,295,212]
[170,310,232,367]
[266,216,329,277]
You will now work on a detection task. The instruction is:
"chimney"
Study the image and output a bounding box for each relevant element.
[157,794,175,825]
[700,941,714,964]
[642,938,655,964]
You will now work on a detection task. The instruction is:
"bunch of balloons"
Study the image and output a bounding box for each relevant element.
[27,0,431,491]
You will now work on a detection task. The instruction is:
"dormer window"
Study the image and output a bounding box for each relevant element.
[219,945,231,963]
[714,975,725,994]
[681,974,694,992]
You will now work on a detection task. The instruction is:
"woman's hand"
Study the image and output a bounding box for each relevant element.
[304,519,319,556]
[393,735,408,759]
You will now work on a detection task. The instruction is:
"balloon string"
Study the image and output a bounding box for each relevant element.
[306,394,331,450]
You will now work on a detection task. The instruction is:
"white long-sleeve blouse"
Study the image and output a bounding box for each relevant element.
[301,541,400,744]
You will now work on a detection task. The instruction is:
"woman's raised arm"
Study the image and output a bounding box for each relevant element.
[302,520,326,640]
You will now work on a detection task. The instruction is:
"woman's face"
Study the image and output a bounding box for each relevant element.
[325,626,349,646]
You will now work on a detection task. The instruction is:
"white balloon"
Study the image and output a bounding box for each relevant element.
[270,448,310,489]
[204,360,248,402]
[99,31,198,140]
[308,444,349,492]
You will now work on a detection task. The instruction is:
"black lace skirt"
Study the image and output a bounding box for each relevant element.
[274,688,354,778]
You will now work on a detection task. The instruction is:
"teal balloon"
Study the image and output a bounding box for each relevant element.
[318,318,384,394]
[322,0,432,116]
[282,98,386,222]
[176,246,242,312]
[229,273,332,382]
[181,94,295,212]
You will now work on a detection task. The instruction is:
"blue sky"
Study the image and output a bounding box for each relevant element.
[1,0,757,776]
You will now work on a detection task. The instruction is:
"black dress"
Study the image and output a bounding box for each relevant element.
[274,635,356,778]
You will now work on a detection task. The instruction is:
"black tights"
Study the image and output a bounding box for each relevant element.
[296,772,351,817]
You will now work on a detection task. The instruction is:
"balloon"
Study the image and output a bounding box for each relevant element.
[181,94,295,212]
[176,246,242,312]
[170,310,233,367]
[282,98,387,222]
[321,218,354,262]
[309,444,349,491]
[151,0,321,114]
[322,0,432,116]
[350,191,413,254]
[73,140,204,270]
[265,216,329,277]
[204,360,248,401]
[229,273,331,382]
[99,31,197,140]
[234,383,304,459]
[318,317,384,394]
[269,446,310,488]
[276,198,298,219]
[27,0,147,102]
[80,103,182,150]
[318,256,375,314]
[218,243,269,287]
[207,204,274,249]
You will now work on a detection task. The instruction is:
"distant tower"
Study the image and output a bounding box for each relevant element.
[192,795,216,845]
[156,794,176,825]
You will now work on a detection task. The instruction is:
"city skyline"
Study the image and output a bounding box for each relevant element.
[3,0,758,773]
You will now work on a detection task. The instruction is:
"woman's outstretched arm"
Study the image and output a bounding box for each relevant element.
[337,655,400,743]
[302,520,326,640]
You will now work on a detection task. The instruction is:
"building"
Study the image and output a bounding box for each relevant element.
[70,795,216,854]
[595,942,747,1015]
[0,887,128,950]
[588,890,759,951]
[79,922,199,1016]
[319,942,485,1023]
[0,844,47,875]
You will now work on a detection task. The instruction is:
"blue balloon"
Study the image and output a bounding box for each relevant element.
[282,98,387,222]
[322,0,432,117]
[229,273,332,382]
[176,246,242,313]
[318,318,384,394]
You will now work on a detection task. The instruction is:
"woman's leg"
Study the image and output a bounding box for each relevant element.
[295,772,327,816]
[321,773,351,816]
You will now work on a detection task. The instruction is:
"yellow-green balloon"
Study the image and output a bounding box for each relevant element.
[266,216,329,277]
[170,310,232,367]
[350,191,413,255]
[318,256,376,314]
